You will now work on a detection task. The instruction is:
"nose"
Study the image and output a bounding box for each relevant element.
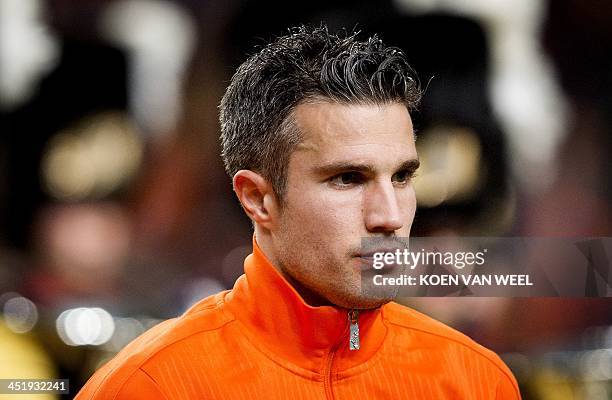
[364,181,404,233]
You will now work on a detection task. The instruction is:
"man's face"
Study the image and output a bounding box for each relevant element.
[270,101,418,309]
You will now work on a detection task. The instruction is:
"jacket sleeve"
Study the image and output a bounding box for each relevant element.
[75,368,169,400]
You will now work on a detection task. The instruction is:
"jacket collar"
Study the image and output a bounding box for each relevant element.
[223,237,388,374]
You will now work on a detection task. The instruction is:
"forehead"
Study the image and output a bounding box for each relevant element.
[292,101,416,165]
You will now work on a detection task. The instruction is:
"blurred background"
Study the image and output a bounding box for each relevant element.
[0,0,611,398]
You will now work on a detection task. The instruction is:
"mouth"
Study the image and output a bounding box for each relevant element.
[354,248,402,271]
[356,248,397,260]
[356,240,409,258]
[352,238,410,272]
[355,239,410,271]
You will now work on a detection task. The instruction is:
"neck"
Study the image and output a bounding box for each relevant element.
[254,227,332,307]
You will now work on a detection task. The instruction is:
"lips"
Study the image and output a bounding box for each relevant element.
[357,248,398,259]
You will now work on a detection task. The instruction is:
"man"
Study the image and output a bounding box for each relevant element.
[76,25,520,399]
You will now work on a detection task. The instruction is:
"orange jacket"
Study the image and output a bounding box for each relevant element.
[76,239,521,399]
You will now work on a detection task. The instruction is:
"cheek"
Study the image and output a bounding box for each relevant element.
[285,192,363,250]
[290,186,355,221]
[293,202,341,231]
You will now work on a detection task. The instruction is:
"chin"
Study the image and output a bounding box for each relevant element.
[327,292,394,310]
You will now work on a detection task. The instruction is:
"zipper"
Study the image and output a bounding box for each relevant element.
[348,310,360,351]
[323,310,360,399]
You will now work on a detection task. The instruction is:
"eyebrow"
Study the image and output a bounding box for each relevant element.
[312,159,420,176]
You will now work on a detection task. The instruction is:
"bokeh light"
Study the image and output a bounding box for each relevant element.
[1,293,39,334]
[41,112,143,201]
[56,307,115,346]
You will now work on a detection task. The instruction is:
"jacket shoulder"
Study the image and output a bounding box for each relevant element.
[381,301,520,397]
[382,301,500,361]
[75,291,233,399]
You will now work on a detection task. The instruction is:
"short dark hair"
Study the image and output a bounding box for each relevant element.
[219,25,421,199]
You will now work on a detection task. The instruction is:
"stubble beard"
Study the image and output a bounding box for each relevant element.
[274,211,397,310]
[275,241,397,309]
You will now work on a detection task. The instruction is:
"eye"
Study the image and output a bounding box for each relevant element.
[392,169,416,185]
[329,172,364,187]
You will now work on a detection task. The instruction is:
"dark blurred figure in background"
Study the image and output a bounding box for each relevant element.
[490,0,612,350]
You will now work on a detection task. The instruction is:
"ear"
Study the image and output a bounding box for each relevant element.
[233,170,279,229]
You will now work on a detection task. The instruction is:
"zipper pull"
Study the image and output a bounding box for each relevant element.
[348,310,360,351]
